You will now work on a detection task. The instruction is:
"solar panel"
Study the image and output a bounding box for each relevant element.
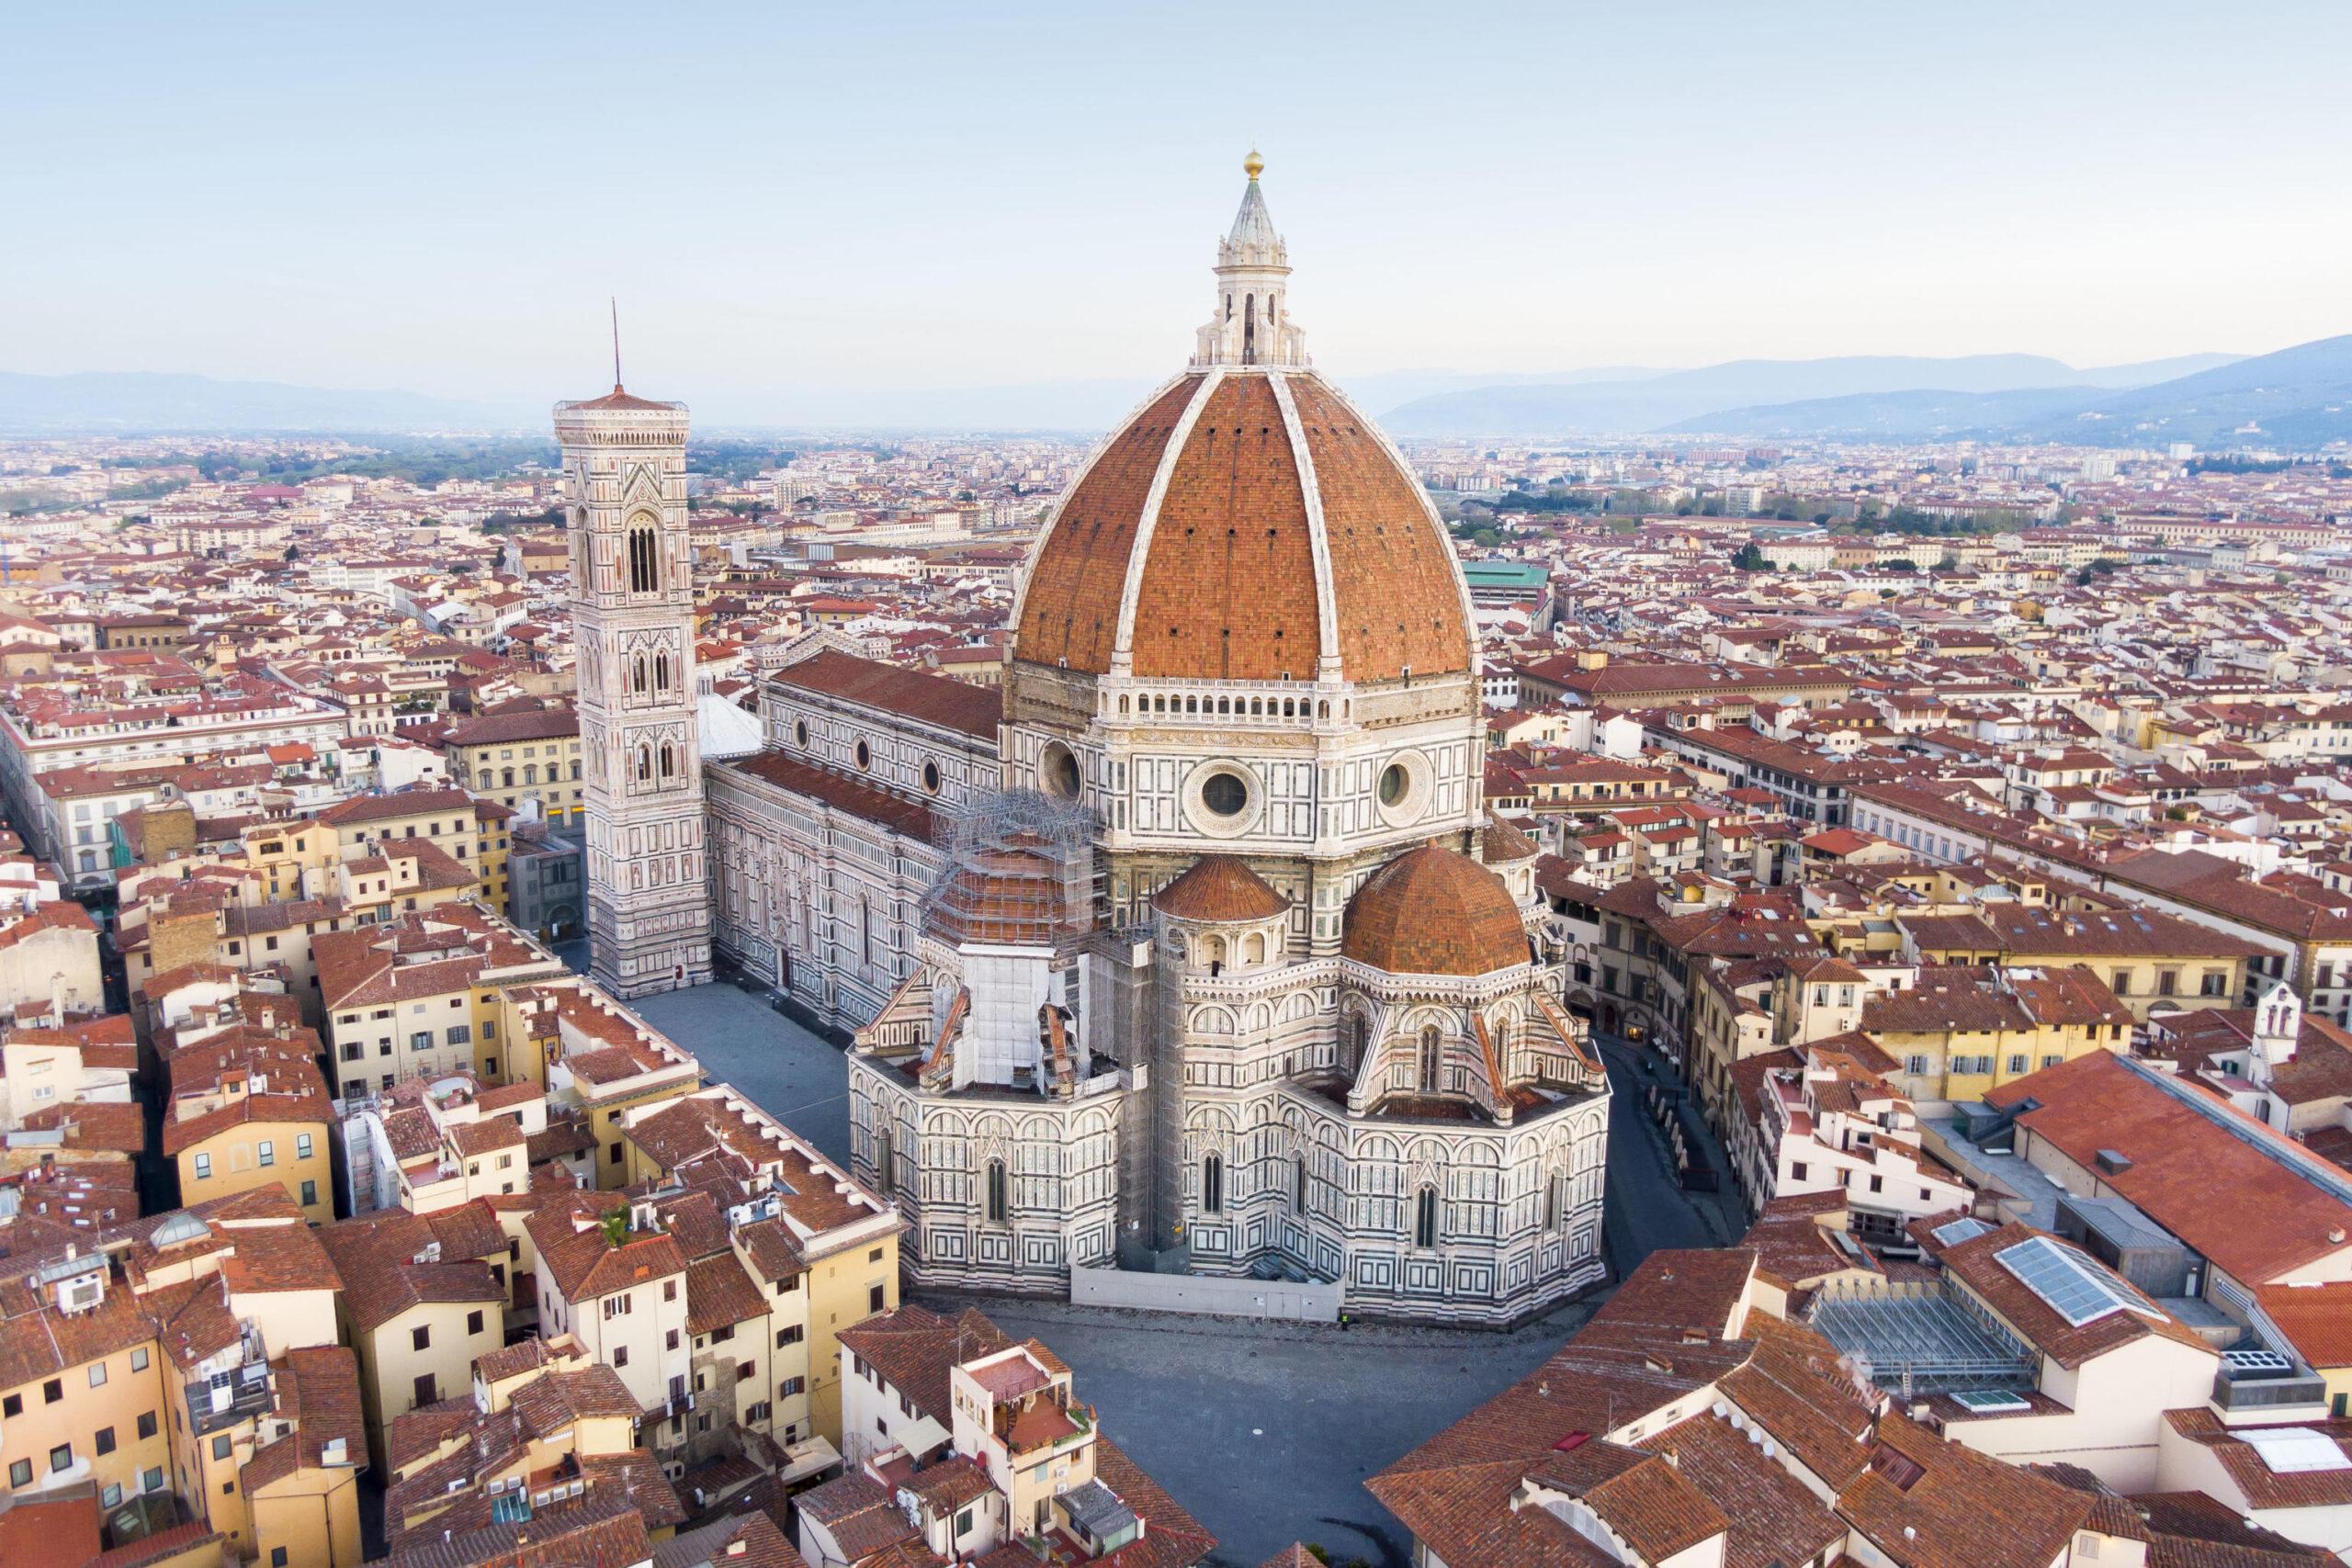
[1932,1217,1993,1247]
[1995,1235,2154,1327]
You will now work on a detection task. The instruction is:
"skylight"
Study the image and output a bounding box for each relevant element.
[1932,1217,1993,1247]
[1994,1235,2156,1327]
[1950,1389,2030,1414]
[2245,1428,2352,1476]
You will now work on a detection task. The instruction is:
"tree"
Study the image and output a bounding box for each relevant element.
[599,1209,632,1247]
[1733,542,1767,571]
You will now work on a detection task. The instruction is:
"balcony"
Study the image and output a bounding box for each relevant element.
[187,1358,272,1435]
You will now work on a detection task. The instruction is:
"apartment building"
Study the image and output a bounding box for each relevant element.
[313,903,569,1100]
[618,1084,901,1446]
[802,1303,1214,1567]
[1858,964,2133,1109]
[161,1027,336,1221]
[316,1202,512,1469]
[442,706,586,828]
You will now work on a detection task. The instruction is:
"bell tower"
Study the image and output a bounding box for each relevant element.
[555,379,711,998]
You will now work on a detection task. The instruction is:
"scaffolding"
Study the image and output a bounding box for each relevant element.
[918,789,1100,951]
[1807,1279,2036,1394]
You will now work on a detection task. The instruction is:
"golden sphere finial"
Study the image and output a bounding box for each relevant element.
[1243,148,1264,181]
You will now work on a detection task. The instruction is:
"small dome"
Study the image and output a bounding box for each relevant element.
[1342,844,1529,977]
[922,842,1078,948]
[1479,815,1540,865]
[1151,855,1289,923]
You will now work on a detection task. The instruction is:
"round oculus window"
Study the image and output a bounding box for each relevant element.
[922,761,942,794]
[1378,763,1408,807]
[854,739,871,771]
[1202,772,1250,818]
[793,719,809,748]
[1042,743,1081,800]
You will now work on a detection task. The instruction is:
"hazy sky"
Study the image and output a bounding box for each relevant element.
[11,0,2350,417]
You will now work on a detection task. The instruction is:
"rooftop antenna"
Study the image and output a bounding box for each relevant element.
[609,297,623,390]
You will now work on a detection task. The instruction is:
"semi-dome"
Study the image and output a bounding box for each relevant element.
[1150,855,1290,923]
[1342,844,1531,978]
[1012,158,1473,688]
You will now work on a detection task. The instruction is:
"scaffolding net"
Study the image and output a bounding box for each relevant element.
[918,788,1100,951]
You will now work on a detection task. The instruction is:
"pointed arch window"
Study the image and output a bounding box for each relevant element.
[984,1158,1007,1223]
[874,1129,893,1197]
[1202,1154,1224,1215]
[1419,1026,1442,1092]
[1242,293,1258,365]
[628,525,661,594]
[632,654,649,694]
[634,745,652,784]
[1294,1155,1308,1213]
[1348,1013,1370,1072]
[658,741,675,779]
[1414,1185,1439,1248]
[653,650,670,692]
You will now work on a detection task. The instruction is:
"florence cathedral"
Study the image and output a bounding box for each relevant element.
[560,156,1611,1325]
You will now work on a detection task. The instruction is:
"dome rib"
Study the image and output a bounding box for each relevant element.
[1012,374,1204,673]
[1341,844,1530,978]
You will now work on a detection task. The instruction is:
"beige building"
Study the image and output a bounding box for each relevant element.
[316,1202,512,1469]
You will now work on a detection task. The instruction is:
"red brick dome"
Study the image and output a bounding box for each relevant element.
[1150,855,1290,923]
[1342,844,1530,977]
[1012,368,1473,685]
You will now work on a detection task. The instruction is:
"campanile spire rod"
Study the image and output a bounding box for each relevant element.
[610,297,623,390]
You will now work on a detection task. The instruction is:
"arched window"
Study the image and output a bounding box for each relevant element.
[984,1159,1007,1222]
[658,742,675,779]
[1294,1156,1308,1213]
[634,746,651,784]
[654,650,670,692]
[1243,293,1257,365]
[1243,932,1265,965]
[1202,1154,1224,1215]
[874,1129,893,1197]
[632,654,648,694]
[1414,1185,1438,1248]
[1419,1026,1442,1092]
[628,526,660,594]
[1347,1013,1370,1072]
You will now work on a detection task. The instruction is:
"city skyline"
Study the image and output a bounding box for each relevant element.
[12,1,2352,423]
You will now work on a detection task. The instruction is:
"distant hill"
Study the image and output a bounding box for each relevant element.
[1657,340,2349,446]
[0,371,534,434]
[2027,336,2352,447]
[1657,385,2099,442]
[1377,353,2226,437]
